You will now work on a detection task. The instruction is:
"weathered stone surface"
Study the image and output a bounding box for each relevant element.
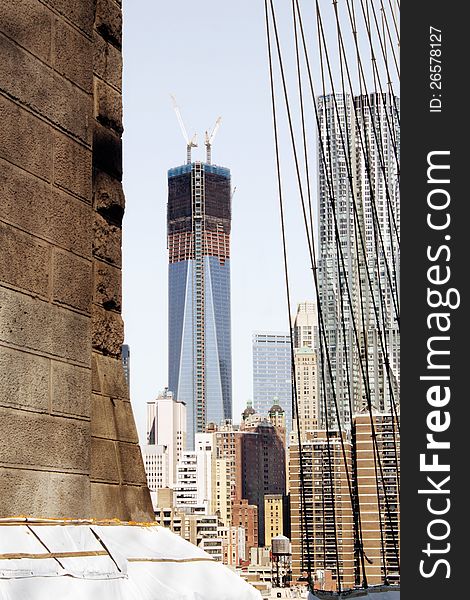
[121,485,155,522]
[0,95,53,181]
[0,35,92,145]
[91,304,124,356]
[0,0,53,63]
[54,132,93,201]
[95,0,122,49]
[94,260,121,310]
[55,20,93,92]
[0,347,49,413]
[93,32,122,91]
[0,408,90,473]
[93,122,122,180]
[0,161,92,258]
[90,482,154,522]
[93,213,122,266]
[0,221,50,298]
[90,482,125,520]
[94,78,123,134]
[91,354,101,393]
[0,288,90,365]
[93,170,125,226]
[0,0,153,522]
[53,249,92,313]
[114,401,140,444]
[91,394,117,440]
[0,468,91,519]
[90,437,120,483]
[91,398,138,445]
[44,0,95,36]
[51,360,91,418]
[92,353,127,398]
[117,442,148,486]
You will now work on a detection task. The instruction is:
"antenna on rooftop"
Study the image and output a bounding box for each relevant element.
[205,117,222,165]
[170,94,197,164]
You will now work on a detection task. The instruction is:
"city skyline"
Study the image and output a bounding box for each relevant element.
[120,1,400,591]
[0,0,422,594]
[122,0,316,443]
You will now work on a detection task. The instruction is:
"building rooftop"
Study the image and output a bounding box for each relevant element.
[168,162,230,178]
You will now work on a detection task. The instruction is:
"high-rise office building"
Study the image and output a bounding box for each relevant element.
[292,346,319,442]
[174,451,206,512]
[168,161,232,448]
[142,444,170,510]
[292,301,318,350]
[235,421,286,547]
[267,403,286,439]
[289,430,355,590]
[232,499,259,558]
[146,388,186,487]
[252,332,292,431]
[353,412,400,586]
[264,494,284,547]
[317,93,400,428]
[174,432,231,523]
[195,432,232,526]
[289,413,399,589]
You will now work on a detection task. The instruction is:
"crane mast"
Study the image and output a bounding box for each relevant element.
[204,117,222,165]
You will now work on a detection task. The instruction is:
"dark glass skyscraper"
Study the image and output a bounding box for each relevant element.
[167,161,232,448]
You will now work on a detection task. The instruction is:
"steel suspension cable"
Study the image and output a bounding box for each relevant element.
[312,0,400,574]
[329,1,401,323]
[328,6,401,432]
[365,0,400,80]
[291,15,365,571]
[316,0,401,542]
[263,0,313,588]
[386,0,400,42]
[292,0,315,247]
[266,0,344,587]
[265,0,401,586]
[349,0,401,132]
[307,0,401,434]
[344,0,401,175]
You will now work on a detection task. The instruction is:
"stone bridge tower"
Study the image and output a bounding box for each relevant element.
[0,0,154,521]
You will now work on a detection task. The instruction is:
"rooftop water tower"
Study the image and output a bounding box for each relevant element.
[271,534,292,588]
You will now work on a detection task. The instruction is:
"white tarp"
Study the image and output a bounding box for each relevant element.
[0,520,261,600]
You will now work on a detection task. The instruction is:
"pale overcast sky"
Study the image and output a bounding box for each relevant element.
[121,0,398,442]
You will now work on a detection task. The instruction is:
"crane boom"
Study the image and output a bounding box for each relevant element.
[170,94,197,164]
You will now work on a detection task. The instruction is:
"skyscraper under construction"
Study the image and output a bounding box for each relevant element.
[167,155,232,449]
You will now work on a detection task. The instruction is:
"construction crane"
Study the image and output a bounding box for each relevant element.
[171,94,197,164]
[204,117,221,165]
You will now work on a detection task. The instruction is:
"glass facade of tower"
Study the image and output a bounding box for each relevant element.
[252,333,292,433]
[168,163,232,449]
